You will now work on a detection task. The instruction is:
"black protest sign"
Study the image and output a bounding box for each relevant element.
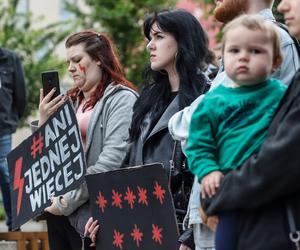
[86,163,179,250]
[7,100,86,229]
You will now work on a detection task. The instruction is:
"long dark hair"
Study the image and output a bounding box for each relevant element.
[66,30,137,111]
[130,9,209,141]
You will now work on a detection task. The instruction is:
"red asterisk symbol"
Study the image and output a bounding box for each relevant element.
[112,189,123,209]
[131,224,143,247]
[124,187,136,209]
[96,191,107,213]
[113,230,124,249]
[152,224,163,245]
[137,186,148,206]
[153,181,166,204]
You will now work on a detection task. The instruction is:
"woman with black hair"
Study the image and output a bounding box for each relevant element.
[85,8,211,248]
[127,8,210,230]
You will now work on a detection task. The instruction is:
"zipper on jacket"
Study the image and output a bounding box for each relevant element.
[81,235,85,250]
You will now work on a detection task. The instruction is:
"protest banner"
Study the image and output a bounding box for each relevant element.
[7,100,86,230]
[86,163,179,250]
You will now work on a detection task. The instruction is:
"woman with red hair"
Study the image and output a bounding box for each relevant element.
[38,30,138,249]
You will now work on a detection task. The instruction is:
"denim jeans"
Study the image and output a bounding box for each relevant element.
[0,134,12,230]
[215,212,238,250]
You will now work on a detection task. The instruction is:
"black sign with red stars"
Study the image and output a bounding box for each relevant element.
[86,163,179,250]
[7,101,86,230]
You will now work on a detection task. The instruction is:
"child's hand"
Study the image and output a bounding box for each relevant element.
[201,171,224,198]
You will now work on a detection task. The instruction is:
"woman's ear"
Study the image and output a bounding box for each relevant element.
[97,61,101,67]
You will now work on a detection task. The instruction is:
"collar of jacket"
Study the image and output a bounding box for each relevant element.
[84,83,138,154]
[144,95,180,143]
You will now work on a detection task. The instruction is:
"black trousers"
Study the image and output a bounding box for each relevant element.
[46,213,94,250]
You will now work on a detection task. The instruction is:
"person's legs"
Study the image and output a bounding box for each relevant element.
[46,213,94,250]
[215,212,238,250]
[0,134,12,230]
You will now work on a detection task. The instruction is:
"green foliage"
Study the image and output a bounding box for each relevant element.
[0,1,70,124]
[203,0,215,4]
[65,0,176,86]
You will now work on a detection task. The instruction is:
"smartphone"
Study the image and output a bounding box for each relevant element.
[41,70,60,100]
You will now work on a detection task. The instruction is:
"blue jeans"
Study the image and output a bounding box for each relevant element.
[0,134,12,230]
[215,212,238,250]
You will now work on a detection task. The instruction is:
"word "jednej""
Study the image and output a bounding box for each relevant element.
[25,104,85,212]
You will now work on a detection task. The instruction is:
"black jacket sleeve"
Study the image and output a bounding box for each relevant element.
[204,71,300,215]
[12,53,26,118]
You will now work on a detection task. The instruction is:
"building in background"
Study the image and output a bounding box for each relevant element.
[177,0,222,50]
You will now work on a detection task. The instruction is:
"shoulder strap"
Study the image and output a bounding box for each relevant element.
[170,140,185,171]
[273,21,300,57]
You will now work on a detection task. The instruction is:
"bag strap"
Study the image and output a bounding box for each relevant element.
[286,203,300,249]
[169,140,186,171]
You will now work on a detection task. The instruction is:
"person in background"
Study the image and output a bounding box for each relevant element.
[38,30,138,250]
[201,1,300,249]
[0,47,26,232]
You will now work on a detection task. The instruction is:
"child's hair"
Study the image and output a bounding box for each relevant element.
[221,14,282,66]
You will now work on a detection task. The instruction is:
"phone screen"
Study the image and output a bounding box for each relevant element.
[41,70,60,100]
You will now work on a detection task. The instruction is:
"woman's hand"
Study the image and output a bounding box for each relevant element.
[179,244,192,250]
[44,196,64,216]
[84,217,100,246]
[38,88,66,126]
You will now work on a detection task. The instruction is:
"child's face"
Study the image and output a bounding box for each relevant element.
[223,26,275,87]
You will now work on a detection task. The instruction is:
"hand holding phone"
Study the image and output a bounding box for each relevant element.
[41,70,60,100]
